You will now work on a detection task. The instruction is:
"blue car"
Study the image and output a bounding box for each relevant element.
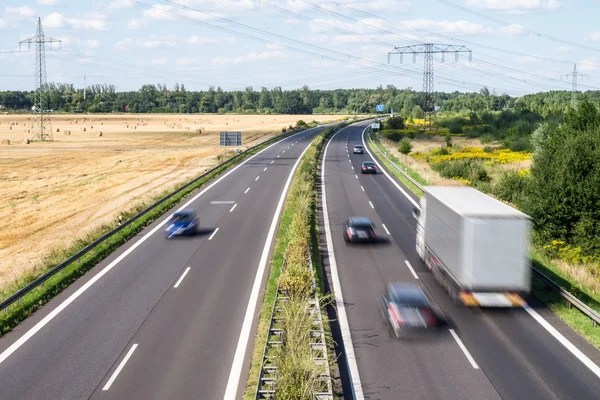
[165,209,199,238]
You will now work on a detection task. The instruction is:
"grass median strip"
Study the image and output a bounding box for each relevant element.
[369,131,600,350]
[244,126,343,400]
[0,127,310,337]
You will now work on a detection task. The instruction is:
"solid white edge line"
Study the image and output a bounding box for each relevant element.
[0,126,313,366]
[244,187,250,194]
[524,306,600,379]
[449,329,479,369]
[321,126,365,400]
[223,137,318,400]
[369,201,374,209]
[363,125,600,378]
[404,260,419,280]
[229,204,238,212]
[361,127,419,209]
[173,267,191,289]
[102,343,139,390]
[382,223,390,235]
[208,228,219,241]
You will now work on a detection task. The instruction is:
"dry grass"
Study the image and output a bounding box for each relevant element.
[551,259,600,297]
[0,113,349,294]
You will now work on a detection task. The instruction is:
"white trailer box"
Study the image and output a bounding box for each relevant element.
[420,186,531,301]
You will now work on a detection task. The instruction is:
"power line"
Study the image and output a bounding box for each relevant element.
[431,0,600,53]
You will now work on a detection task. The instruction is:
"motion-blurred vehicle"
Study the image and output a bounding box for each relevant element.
[318,124,323,128]
[415,186,531,307]
[165,209,199,238]
[379,283,444,337]
[344,217,377,243]
[353,145,364,154]
[360,161,377,174]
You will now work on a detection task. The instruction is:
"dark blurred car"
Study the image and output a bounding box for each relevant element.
[353,145,364,154]
[361,161,377,174]
[379,283,444,337]
[344,217,377,243]
[165,209,199,238]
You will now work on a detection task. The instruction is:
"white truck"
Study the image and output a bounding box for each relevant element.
[414,186,531,307]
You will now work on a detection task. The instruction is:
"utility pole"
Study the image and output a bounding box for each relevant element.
[562,64,587,109]
[20,17,61,141]
[388,44,472,132]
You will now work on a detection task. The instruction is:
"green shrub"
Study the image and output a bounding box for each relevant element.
[386,116,406,130]
[480,134,494,144]
[296,120,307,127]
[445,133,452,148]
[432,159,489,183]
[382,130,404,142]
[493,171,528,206]
[398,138,412,154]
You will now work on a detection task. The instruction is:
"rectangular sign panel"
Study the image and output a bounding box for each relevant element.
[220,131,242,146]
[371,123,381,130]
[375,104,385,112]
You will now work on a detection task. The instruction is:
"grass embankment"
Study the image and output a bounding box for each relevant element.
[368,130,426,197]
[0,126,314,337]
[244,126,340,399]
[366,131,600,349]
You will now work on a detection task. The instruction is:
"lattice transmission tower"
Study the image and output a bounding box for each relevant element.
[388,44,472,132]
[20,17,61,141]
[562,64,587,109]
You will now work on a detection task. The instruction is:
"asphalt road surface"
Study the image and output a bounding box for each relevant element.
[0,126,323,400]
[321,121,600,400]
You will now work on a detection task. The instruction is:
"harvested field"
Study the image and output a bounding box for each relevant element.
[0,113,352,294]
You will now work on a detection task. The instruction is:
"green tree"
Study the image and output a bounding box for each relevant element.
[412,105,424,119]
[399,138,412,154]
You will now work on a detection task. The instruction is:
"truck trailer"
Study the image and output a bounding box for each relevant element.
[414,186,531,307]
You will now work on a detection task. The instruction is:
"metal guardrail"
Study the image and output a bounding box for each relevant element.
[0,125,322,315]
[365,127,600,328]
[255,252,334,399]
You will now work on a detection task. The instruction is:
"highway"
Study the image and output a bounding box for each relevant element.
[321,121,600,400]
[0,126,323,400]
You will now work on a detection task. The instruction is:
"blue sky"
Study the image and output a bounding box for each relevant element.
[1,0,600,95]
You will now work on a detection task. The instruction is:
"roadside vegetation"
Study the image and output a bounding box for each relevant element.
[245,125,342,399]
[369,100,600,347]
[0,123,316,337]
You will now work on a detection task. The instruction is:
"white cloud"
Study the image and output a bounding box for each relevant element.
[187,35,235,45]
[584,31,600,42]
[109,0,133,9]
[498,24,527,36]
[266,42,285,50]
[6,6,37,18]
[212,51,285,65]
[579,59,600,72]
[37,0,58,5]
[402,18,492,35]
[86,39,101,49]
[285,18,300,25]
[115,38,133,50]
[465,0,560,14]
[151,56,168,65]
[42,12,108,31]
[556,46,570,52]
[115,35,177,50]
[0,19,10,30]
[176,58,196,66]
[142,4,176,21]
[43,12,65,28]
[288,0,411,13]
[127,18,145,29]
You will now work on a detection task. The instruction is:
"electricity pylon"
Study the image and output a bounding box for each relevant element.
[562,64,587,109]
[20,17,61,141]
[388,44,472,132]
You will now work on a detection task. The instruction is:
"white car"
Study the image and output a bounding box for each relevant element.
[353,145,364,154]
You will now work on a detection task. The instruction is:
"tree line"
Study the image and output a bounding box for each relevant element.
[1,83,598,115]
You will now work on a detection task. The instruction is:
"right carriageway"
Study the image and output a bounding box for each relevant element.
[320,121,600,400]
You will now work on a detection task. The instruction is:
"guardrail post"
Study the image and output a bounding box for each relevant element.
[4,307,7,315]
[594,320,597,328]
[567,301,572,309]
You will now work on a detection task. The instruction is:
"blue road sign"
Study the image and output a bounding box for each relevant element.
[375,104,385,112]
